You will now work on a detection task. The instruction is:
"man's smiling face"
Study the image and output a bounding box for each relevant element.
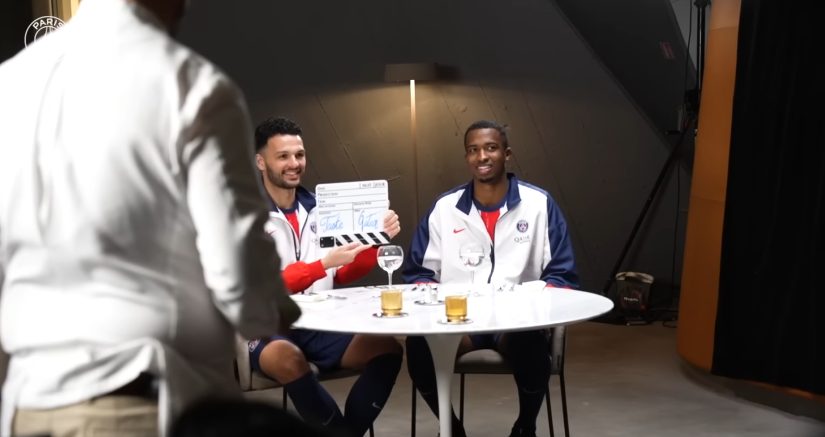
[464,128,510,184]
[257,134,306,189]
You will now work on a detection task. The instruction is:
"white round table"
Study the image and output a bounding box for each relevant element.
[292,284,613,437]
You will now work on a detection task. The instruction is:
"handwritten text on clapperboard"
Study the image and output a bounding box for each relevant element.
[315,180,390,247]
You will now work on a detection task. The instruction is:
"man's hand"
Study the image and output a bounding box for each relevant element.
[321,242,372,269]
[383,209,401,239]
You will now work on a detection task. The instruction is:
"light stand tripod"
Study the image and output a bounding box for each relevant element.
[601,0,710,323]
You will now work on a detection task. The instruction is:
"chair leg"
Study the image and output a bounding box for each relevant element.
[546,381,555,437]
[369,425,375,437]
[282,387,288,409]
[560,370,570,437]
[459,373,466,423]
[411,383,416,437]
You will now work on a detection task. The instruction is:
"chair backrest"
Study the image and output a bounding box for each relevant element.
[234,335,363,392]
[549,326,566,375]
[454,326,566,375]
[234,335,254,391]
[233,336,375,437]
[234,335,283,391]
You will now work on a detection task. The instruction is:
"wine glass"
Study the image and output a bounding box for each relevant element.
[377,245,404,286]
[458,241,488,285]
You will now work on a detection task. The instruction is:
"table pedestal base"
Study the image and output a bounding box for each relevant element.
[424,334,462,437]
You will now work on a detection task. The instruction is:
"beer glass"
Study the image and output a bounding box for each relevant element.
[445,294,468,322]
[380,288,403,317]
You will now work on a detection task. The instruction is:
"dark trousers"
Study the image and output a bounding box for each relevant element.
[406,330,551,435]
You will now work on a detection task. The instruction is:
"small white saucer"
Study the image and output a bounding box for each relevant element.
[372,312,409,318]
[436,318,473,325]
[291,292,330,303]
[413,299,444,306]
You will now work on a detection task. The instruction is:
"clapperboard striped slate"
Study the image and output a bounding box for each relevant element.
[334,231,391,246]
[315,180,391,248]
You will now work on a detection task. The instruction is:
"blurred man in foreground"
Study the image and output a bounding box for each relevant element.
[0,0,299,435]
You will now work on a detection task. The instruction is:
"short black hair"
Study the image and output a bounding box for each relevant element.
[463,120,509,148]
[255,117,303,151]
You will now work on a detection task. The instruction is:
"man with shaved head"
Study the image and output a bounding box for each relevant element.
[403,120,579,437]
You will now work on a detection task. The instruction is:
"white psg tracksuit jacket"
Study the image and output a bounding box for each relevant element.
[402,174,579,288]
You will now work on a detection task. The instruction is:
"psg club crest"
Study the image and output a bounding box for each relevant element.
[24,16,65,47]
[310,222,317,234]
[516,220,529,233]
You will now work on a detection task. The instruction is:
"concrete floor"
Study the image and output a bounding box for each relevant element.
[246,322,825,437]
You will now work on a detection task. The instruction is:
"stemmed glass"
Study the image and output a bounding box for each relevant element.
[377,245,404,286]
[458,241,488,285]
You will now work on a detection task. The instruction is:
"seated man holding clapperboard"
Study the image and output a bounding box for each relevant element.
[249,117,403,437]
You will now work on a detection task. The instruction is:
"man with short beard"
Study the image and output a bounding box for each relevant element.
[250,116,403,437]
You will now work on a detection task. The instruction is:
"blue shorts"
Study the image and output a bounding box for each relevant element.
[249,329,354,374]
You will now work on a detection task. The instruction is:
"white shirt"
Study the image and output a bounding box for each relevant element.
[0,0,292,434]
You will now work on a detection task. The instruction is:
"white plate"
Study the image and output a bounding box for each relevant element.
[372,312,409,318]
[515,280,547,293]
[290,292,330,303]
[436,318,473,325]
[413,299,444,306]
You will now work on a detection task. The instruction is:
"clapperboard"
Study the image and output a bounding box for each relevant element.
[315,180,391,248]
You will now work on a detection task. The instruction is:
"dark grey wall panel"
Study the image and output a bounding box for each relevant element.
[179,0,689,293]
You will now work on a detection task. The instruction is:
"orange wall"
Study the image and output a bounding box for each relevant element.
[31,0,78,21]
[676,0,741,370]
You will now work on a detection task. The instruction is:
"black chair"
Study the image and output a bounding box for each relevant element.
[410,327,569,437]
[234,336,375,437]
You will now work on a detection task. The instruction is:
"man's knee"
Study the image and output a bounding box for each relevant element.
[258,341,310,383]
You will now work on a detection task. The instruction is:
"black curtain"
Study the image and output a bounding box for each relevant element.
[0,2,31,64]
[713,0,825,394]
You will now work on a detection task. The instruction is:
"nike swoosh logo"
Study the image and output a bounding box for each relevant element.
[453,228,465,234]
[371,401,383,409]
